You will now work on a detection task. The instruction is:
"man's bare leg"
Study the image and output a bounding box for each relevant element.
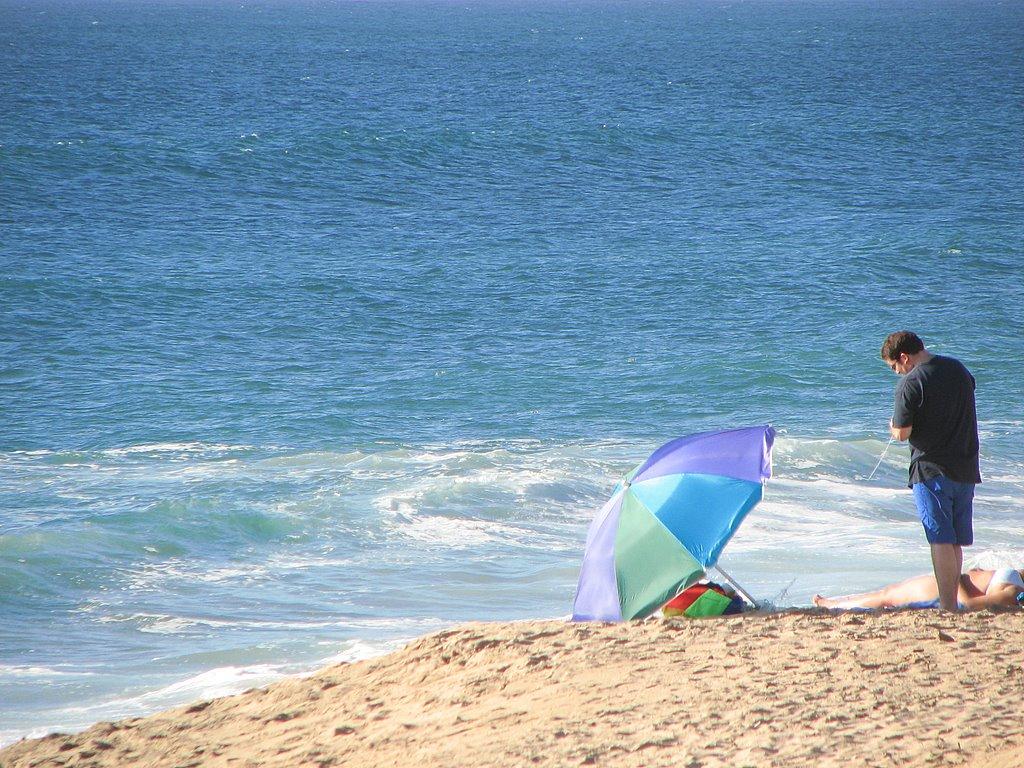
[931,543,962,612]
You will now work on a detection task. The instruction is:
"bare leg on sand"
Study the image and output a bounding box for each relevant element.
[813,573,939,609]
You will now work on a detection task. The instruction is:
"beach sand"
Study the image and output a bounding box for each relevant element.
[3,610,1023,768]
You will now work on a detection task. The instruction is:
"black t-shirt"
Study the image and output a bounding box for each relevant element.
[892,354,981,487]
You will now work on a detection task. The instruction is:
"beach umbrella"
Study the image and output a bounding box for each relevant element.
[572,425,775,622]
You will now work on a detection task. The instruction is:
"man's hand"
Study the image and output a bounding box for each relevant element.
[890,419,912,442]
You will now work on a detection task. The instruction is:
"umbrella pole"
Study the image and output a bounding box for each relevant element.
[713,565,758,608]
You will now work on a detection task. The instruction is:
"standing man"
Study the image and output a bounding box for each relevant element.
[881,331,981,612]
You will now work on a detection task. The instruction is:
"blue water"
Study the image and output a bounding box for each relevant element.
[2,0,1023,745]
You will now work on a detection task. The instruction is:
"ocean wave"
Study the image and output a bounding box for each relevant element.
[2,434,1019,487]
[99,442,256,458]
[90,610,451,637]
[3,435,1022,703]
[389,515,541,549]
[315,639,407,667]
[0,638,405,746]
[48,664,292,720]
[1,442,259,464]
[373,466,588,516]
[3,434,1020,572]
[95,612,234,635]
[0,665,96,679]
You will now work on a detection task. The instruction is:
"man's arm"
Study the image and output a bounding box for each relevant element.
[891,376,920,442]
[890,420,912,441]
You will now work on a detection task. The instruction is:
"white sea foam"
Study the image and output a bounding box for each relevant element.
[395,516,518,548]
[95,612,216,632]
[210,616,448,633]
[48,665,292,722]
[263,553,356,572]
[137,665,282,702]
[0,726,55,749]
[257,450,367,469]
[767,475,906,502]
[119,559,195,591]
[0,665,95,678]
[137,616,208,635]
[0,639,407,747]
[89,607,450,635]
[191,565,271,583]
[372,462,587,513]
[965,549,1024,570]
[100,442,254,457]
[315,639,404,666]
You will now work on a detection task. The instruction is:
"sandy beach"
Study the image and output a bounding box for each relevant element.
[3,609,1023,768]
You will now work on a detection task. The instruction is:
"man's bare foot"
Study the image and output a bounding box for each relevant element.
[813,594,833,608]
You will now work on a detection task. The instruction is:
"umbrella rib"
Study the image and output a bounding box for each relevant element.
[713,564,758,607]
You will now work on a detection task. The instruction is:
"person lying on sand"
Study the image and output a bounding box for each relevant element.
[813,566,1024,611]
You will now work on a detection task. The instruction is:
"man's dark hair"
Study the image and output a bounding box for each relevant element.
[881,331,924,361]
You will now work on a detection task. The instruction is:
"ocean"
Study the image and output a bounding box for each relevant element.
[1,0,1022,745]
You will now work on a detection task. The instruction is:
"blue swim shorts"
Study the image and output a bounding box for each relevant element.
[912,476,975,545]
